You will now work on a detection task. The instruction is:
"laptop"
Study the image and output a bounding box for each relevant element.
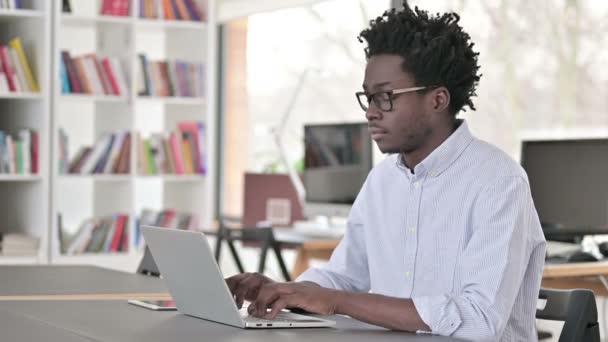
[141,226,336,329]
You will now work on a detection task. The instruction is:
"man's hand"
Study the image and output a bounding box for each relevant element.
[226,272,275,309]
[248,281,340,319]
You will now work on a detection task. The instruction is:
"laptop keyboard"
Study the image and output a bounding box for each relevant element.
[240,309,315,323]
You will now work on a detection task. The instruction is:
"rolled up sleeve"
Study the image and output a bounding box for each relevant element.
[296,177,371,293]
[412,176,545,340]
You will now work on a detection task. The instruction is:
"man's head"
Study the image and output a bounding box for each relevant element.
[357,1,481,155]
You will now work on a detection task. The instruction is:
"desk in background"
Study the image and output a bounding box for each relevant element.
[542,261,608,296]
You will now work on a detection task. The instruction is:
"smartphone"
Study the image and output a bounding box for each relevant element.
[127,299,177,311]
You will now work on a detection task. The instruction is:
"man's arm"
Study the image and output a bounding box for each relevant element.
[249,281,430,332]
[410,176,546,340]
[295,175,372,292]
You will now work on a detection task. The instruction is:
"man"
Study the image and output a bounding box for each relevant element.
[227,2,546,341]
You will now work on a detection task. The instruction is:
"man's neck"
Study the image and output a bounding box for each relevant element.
[401,120,459,172]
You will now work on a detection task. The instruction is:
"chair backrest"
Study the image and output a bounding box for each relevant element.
[536,288,600,342]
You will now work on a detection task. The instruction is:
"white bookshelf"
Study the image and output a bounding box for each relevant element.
[0,0,51,265]
[0,175,43,181]
[0,92,44,100]
[0,9,46,19]
[48,0,217,271]
[0,255,41,265]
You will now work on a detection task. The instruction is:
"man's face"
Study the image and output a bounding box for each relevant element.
[362,54,433,154]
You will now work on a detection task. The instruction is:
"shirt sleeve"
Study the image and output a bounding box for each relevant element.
[412,176,546,340]
[296,175,371,292]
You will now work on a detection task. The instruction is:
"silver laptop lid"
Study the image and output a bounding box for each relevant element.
[141,226,245,328]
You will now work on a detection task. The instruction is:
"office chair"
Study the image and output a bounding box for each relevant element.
[214,219,292,281]
[537,288,600,342]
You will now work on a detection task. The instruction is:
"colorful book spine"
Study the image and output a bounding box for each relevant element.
[9,38,39,92]
[0,46,17,92]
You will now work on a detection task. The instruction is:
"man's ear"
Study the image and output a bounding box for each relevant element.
[431,87,450,112]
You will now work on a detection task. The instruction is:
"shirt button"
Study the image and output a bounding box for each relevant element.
[406,271,412,278]
[408,227,416,233]
[413,181,420,188]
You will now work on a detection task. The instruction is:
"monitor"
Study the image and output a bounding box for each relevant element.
[303,123,373,218]
[521,139,608,240]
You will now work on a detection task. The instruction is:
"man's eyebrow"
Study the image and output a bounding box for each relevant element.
[362,81,392,91]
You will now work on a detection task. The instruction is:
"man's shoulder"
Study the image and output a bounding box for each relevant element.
[466,138,528,184]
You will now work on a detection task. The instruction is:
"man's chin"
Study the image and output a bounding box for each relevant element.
[375,143,400,154]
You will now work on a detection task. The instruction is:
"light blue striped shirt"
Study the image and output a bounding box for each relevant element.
[297,120,546,341]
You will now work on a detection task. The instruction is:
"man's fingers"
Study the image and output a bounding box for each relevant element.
[236,295,245,309]
[252,289,281,317]
[266,295,296,319]
[226,273,248,293]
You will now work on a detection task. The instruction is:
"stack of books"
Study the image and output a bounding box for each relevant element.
[137,54,204,98]
[137,121,206,175]
[0,38,40,94]
[135,208,200,249]
[0,129,38,175]
[0,1,24,10]
[60,51,129,97]
[63,131,131,175]
[100,0,130,17]
[62,214,129,255]
[139,0,205,21]
[0,233,39,256]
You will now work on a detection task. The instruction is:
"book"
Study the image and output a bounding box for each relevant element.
[183,0,202,21]
[61,51,82,94]
[9,38,39,92]
[59,56,71,94]
[0,46,17,92]
[9,47,29,92]
[62,0,72,13]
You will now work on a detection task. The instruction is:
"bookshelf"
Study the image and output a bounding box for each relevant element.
[48,0,217,272]
[0,0,51,265]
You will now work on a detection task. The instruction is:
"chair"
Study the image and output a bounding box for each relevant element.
[214,219,292,281]
[536,288,600,342]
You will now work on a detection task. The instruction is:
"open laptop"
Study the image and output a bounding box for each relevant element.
[141,226,336,329]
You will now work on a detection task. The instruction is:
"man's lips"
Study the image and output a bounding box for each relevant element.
[369,127,389,139]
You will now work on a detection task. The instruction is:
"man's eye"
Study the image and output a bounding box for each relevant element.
[376,92,391,101]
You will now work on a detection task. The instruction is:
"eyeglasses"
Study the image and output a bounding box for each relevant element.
[355,86,433,112]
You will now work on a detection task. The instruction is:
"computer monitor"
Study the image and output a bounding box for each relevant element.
[303,123,373,218]
[521,139,608,240]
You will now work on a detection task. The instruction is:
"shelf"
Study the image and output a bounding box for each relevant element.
[136,96,205,105]
[0,175,42,182]
[136,18,206,30]
[0,9,45,21]
[0,92,43,100]
[60,14,132,27]
[58,175,131,182]
[0,255,40,265]
[60,94,129,103]
[137,174,205,182]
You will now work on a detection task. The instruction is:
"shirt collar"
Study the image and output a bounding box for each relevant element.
[397,119,474,179]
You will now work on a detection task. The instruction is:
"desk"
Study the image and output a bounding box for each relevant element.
[0,307,90,341]
[542,261,608,296]
[272,229,341,279]
[0,300,468,342]
[0,265,168,300]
